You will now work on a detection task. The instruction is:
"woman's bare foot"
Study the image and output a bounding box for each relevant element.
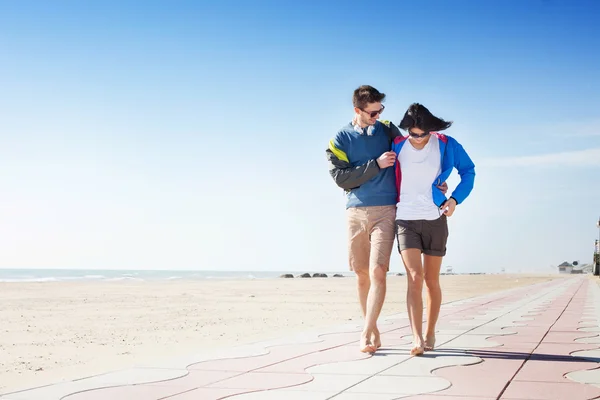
[410,344,424,356]
[424,335,436,351]
[410,337,425,356]
[360,336,376,353]
[371,327,381,349]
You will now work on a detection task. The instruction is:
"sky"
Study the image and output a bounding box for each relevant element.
[0,0,599,273]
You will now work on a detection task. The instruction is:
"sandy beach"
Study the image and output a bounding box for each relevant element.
[0,274,564,394]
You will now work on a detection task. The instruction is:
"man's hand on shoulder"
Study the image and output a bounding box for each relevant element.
[437,181,448,194]
[376,151,396,169]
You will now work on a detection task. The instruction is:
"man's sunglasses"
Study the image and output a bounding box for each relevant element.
[361,105,385,118]
[408,129,430,139]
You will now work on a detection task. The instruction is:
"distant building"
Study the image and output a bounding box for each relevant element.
[558,262,573,274]
[572,264,592,274]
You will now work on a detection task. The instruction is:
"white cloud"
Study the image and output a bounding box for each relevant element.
[480,147,600,167]
[545,121,600,137]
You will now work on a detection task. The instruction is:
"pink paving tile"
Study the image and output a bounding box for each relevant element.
[500,380,600,400]
[145,371,242,390]
[511,326,556,335]
[63,371,243,400]
[188,346,304,372]
[523,318,563,326]
[552,322,589,331]
[431,358,523,397]
[378,320,411,331]
[188,333,358,372]
[205,372,312,390]
[404,396,496,400]
[513,359,595,382]
[316,330,362,340]
[145,371,241,390]
[62,385,188,400]
[523,322,565,328]
[543,331,598,343]
[163,387,248,399]
[256,344,371,373]
[462,346,535,359]
[377,335,412,348]
[533,342,598,357]
[493,345,539,354]
[490,334,544,346]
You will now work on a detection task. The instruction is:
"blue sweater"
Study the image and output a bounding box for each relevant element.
[330,121,397,208]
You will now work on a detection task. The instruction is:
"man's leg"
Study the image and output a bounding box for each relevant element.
[347,208,372,351]
[362,206,396,351]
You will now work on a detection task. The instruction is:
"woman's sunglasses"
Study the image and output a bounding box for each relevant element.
[408,130,430,139]
[361,105,385,118]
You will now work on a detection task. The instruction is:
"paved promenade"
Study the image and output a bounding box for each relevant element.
[3,277,600,400]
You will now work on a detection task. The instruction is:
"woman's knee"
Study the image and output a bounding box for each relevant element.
[407,271,424,292]
[424,274,440,288]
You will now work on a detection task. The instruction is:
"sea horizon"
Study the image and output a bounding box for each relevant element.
[0,268,360,283]
[0,267,530,283]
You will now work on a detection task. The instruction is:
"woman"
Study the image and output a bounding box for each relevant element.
[391,103,475,355]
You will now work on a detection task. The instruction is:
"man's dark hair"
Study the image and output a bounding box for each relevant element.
[399,103,453,132]
[353,85,386,110]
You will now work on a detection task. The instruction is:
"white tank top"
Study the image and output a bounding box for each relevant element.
[395,135,442,221]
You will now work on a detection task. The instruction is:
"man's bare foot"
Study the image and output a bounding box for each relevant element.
[371,328,381,349]
[424,335,436,351]
[360,336,376,353]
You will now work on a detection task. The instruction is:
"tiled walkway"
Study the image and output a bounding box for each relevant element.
[3,277,600,399]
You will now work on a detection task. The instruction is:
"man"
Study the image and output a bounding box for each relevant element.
[326,85,400,353]
[326,85,446,352]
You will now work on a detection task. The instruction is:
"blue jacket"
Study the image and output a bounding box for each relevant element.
[391,133,476,207]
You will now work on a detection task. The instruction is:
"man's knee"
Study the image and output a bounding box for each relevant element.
[354,268,370,284]
[370,265,387,284]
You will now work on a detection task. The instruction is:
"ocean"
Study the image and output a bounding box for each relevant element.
[0,269,355,283]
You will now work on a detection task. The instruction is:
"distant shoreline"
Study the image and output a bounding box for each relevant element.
[0,268,563,283]
[0,268,355,283]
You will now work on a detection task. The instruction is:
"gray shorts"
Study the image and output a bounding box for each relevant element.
[396,215,448,257]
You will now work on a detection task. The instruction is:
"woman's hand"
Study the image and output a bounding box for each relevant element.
[442,198,457,217]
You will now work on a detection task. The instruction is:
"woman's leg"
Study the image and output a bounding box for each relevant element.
[400,248,425,355]
[423,254,443,350]
[422,215,448,351]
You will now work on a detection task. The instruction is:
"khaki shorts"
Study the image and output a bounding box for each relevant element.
[347,206,396,272]
[396,215,448,257]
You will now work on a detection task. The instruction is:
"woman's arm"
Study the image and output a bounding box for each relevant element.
[449,138,475,204]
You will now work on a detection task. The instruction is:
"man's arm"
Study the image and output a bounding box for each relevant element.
[379,120,402,141]
[326,141,380,190]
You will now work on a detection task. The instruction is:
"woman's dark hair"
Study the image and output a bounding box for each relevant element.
[398,103,453,132]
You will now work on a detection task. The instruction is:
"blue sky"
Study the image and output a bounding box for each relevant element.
[0,0,598,273]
